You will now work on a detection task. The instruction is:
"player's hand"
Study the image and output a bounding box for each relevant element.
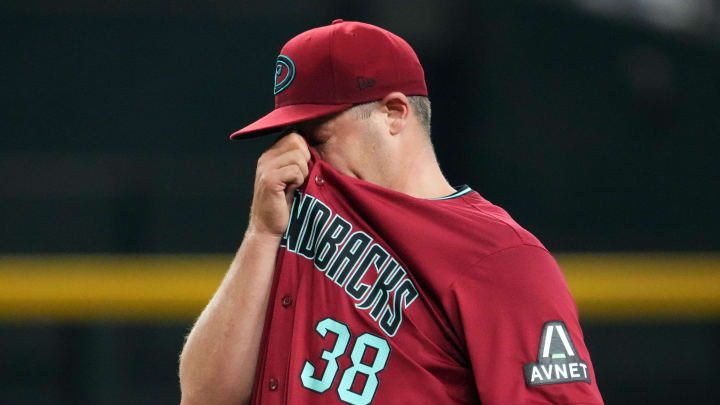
[247,132,311,239]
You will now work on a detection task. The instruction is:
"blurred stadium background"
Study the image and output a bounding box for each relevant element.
[1,0,719,404]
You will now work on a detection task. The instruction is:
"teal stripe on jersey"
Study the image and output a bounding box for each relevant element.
[429,185,473,200]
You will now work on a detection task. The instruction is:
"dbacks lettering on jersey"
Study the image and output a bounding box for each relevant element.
[280,191,419,337]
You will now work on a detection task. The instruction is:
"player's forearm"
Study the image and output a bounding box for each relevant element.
[179,229,281,405]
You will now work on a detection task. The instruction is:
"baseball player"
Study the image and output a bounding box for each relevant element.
[179,20,604,405]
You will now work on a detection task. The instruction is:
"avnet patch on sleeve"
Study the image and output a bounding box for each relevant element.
[523,321,592,387]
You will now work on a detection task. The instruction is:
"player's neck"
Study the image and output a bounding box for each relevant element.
[382,140,456,199]
[317,125,455,199]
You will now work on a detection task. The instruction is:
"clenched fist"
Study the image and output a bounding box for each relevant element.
[248,132,311,238]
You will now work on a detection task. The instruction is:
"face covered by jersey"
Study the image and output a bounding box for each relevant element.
[248,148,604,405]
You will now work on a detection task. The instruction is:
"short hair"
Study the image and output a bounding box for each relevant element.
[350,95,432,136]
[408,96,431,136]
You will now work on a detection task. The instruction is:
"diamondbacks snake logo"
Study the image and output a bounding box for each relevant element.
[274,55,295,95]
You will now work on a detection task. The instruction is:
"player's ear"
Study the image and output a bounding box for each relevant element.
[380,92,409,136]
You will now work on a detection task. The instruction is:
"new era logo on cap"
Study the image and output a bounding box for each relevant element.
[230,20,428,139]
[356,76,376,90]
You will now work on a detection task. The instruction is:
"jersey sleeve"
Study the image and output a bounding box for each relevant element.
[447,244,604,405]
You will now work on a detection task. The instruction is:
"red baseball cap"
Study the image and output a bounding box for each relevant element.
[230,19,428,139]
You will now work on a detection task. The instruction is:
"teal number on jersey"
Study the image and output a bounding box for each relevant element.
[300,318,351,393]
[301,318,391,404]
[337,333,391,405]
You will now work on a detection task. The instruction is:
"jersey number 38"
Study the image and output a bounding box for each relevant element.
[300,317,391,405]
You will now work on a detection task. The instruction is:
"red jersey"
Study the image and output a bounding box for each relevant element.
[250,151,604,405]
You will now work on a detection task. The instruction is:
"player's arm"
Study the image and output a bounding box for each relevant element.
[178,133,310,405]
[448,244,604,405]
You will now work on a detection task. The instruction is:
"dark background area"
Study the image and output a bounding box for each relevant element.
[1,0,719,404]
[2,1,718,253]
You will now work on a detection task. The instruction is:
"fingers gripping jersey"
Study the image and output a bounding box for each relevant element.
[250,151,604,405]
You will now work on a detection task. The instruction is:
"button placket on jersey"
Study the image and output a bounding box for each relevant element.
[261,164,326,402]
[261,162,322,403]
[263,272,298,401]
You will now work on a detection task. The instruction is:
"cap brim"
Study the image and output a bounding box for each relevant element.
[230,103,353,140]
